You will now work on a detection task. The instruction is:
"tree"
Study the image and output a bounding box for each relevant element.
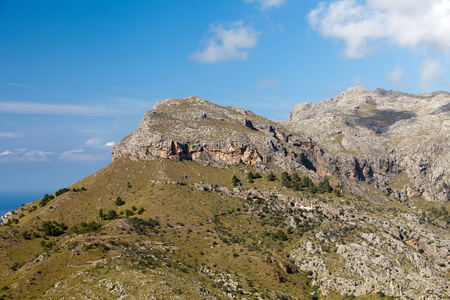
[307,184,318,194]
[115,197,125,206]
[39,193,55,207]
[21,231,31,240]
[301,176,313,189]
[105,210,118,220]
[334,184,343,197]
[318,179,333,193]
[41,221,65,236]
[281,172,291,187]
[232,175,241,187]
[267,172,276,181]
[247,171,254,183]
[272,230,288,241]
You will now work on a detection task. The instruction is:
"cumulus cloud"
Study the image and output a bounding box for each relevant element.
[22,150,54,162]
[189,21,260,63]
[58,149,105,161]
[256,78,280,90]
[56,137,113,161]
[57,137,113,161]
[84,137,103,147]
[387,67,404,83]
[0,148,54,162]
[308,0,450,59]
[0,137,113,163]
[245,0,285,10]
[387,66,406,87]
[0,132,20,138]
[0,150,12,157]
[420,58,446,88]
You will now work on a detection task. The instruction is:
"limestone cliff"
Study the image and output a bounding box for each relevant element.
[288,86,450,204]
[2,90,450,300]
[112,89,450,204]
[112,95,321,172]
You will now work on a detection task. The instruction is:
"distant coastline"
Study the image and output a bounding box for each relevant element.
[0,191,45,224]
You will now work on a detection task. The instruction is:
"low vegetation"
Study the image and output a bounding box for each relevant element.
[0,158,447,299]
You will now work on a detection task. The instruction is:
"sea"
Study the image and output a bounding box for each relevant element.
[0,191,45,224]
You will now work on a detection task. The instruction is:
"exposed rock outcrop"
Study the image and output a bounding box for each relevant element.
[288,86,450,203]
[113,89,450,205]
[112,96,321,172]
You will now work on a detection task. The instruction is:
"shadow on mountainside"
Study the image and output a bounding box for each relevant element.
[349,109,416,134]
[432,103,450,115]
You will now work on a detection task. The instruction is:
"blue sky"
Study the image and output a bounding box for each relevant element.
[1,0,450,205]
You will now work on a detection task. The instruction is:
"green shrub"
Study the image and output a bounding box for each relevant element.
[115,197,125,206]
[232,175,241,187]
[39,194,55,207]
[267,172,276,181]
[71,221,101,234]
[40,221,67,236]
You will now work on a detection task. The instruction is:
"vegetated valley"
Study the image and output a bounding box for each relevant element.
[0,87,449,299]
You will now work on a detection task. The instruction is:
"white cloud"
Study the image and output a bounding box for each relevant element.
[350,76,363,86]
[387,66,406,87]
[0,132,20,138]
[57,138,112,161]
[256,78,280,90]
[308,0,450,59]
[84,137,103,147]
[22,150,54,162]
[420,58,446,88]
[245,0,285,10]
[4,82,32,88]
[0,137,113,162]
[0,150,12,157]
[58,149,105,161]
[0,148,54,162]
[387,67,404,83]
[0,101,124,116]
[189,21,260,63]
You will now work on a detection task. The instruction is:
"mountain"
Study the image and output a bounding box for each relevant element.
[0,87,449,300]
[288,86,450,204]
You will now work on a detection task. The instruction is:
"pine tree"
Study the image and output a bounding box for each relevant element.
[232,175,241,187]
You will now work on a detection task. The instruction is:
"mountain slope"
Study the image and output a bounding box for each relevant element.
[288,86,450,204]
[1,88,449,299]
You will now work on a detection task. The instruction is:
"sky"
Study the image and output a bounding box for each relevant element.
[1,0,450,210]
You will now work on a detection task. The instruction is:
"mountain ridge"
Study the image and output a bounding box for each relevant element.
[112,87,450,205]
[0,87,449,299]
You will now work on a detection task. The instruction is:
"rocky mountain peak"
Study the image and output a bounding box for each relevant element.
[113,88,449,204]
[2,89,449,300]
[288,86,450,123]
[112,96,288,167]
[152,95,211,110]
[288,87,450,203]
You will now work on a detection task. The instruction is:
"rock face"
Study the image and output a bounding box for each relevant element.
[113,89,450,205]
[112,95,322,172]
[2,90,449,299]
[288,86,450,204]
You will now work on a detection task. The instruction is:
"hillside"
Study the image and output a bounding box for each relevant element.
[288,87,450,204]
[0,88,449,299]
